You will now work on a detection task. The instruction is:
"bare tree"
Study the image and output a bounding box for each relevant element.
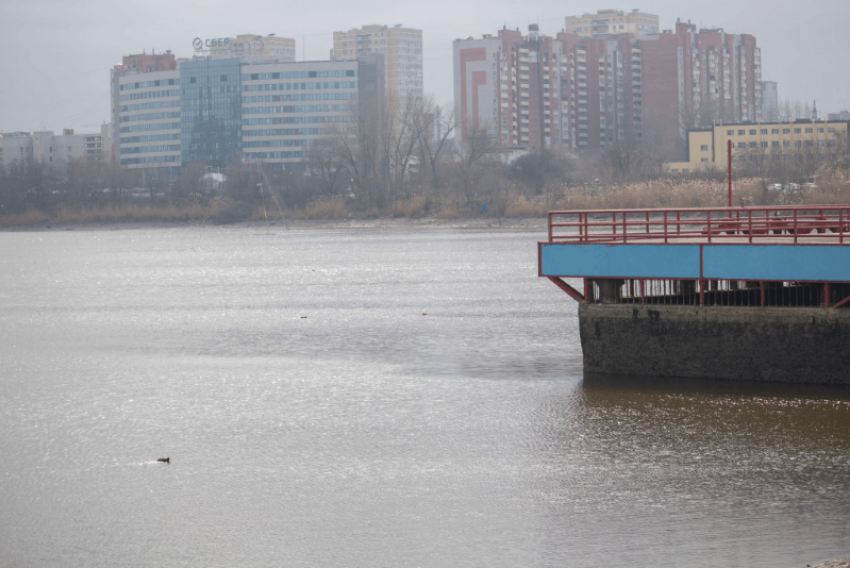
[411,96,457,191]
[454,122,498,208]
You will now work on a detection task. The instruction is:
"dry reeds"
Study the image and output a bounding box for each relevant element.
[388,196,427,217]
[282,197,348,220]
[0,209,50,225]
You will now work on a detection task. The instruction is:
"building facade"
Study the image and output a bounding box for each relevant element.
[454,25,643,152]
[761,81,779,122]
[207,34,296,64]
[564,9,659,38]
[640,20,761,153]
[112,51,376,172]
[455,20,763,157]
[665,120,849,173]
[333,25,423,104]
[0,126,113,170]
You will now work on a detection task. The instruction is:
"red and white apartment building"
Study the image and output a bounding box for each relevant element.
[454,11,762,155]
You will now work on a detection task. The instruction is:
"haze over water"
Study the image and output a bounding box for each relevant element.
[1,226,849,567]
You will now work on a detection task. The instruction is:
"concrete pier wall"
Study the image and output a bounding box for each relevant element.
[579,303,850,384]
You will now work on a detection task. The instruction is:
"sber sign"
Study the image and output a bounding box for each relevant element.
[193,37,232,51]
[192,37,264,53]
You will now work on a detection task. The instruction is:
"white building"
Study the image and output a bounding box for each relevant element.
[0,126,113,170]
[112,54,380,172]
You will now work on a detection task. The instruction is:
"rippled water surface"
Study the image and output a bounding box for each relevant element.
[1,226,849,567]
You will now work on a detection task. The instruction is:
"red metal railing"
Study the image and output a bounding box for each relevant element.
[548,205,850,245]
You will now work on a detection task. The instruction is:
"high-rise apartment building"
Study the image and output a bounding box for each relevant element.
[455,19,762,157]
[640,20,761,152]
[333,25,423,104]
[454,25,642,152]
[565,9,659,38]
[761,81,779,122]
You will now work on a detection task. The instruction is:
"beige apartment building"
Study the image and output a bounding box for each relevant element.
[333,24,423,104]
[208,34,296,64]
[565,9,659,38]
[665,120,849,173]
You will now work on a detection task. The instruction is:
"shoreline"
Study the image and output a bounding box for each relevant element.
[0,216,549,233]
[813,559,850,568]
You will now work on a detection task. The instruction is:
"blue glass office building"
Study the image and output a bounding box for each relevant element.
[179,59,243,166]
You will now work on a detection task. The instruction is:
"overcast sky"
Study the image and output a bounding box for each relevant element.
[0,0,847,134]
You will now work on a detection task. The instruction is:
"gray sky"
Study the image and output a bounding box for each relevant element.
[1,0,847,134]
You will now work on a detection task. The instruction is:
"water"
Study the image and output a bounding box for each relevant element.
[1,226,848,568]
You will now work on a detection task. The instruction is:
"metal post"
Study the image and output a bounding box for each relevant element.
[727,139,732,207]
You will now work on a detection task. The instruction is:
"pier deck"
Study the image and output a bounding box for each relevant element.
[539,205,850,307]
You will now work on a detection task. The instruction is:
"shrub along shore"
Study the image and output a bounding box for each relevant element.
[2,176,850,229]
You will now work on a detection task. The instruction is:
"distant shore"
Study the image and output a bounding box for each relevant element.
[0,216,549,233]
[813,558,850,568]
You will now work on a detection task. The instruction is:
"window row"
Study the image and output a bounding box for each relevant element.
[736,140,832,149]
[243,93,356,103]
[120,79,179,91]
[120,144,181,154]
[243,151,303,159]
[243,139,315,148]
[243,81,358,92]
[726,126,836,135]
[120,155,180,165]
[242,116,349,125]
[121,100,181,112]
[120,89,181,102]
[119,122,181,133]
[120,133,181,144]
[119,112,181,123]
[243,70,356,81]
[243,128,324,137]
[243,104,349,115]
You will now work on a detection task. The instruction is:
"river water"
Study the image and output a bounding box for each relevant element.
[1,226,848,568]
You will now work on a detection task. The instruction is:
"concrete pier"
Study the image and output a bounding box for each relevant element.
[580,303,850,384]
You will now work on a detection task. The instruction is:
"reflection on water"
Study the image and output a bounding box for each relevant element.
[0,227,848,568]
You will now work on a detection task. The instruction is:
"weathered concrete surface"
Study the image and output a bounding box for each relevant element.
[579,303,850,384]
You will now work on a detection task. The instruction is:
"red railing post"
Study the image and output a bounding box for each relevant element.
[793,209,798,244]
[548,212,553,242]
[748,210,753,244]
[623,212,627,243]
[663,211,668,244]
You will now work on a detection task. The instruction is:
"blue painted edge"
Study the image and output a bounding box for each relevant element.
[704,245,850,282]
[540,243,701,279]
